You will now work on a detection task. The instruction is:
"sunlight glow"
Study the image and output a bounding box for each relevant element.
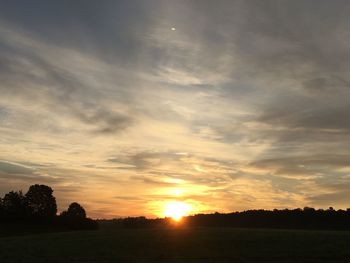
[171,188,183,196]
[163,201,191,221]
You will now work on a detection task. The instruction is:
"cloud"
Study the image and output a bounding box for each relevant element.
[0,160,34,175]
[129,175,177,186]
[109,151,186,170]
[0,160,66,199]
[2,1,350,217]
[0,23,137,136]
[250,155,350,173]
[308,190,350,207]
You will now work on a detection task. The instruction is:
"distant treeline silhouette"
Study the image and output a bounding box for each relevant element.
[0,184,97,231]
[4,184,350,232]
[103,207,350,231]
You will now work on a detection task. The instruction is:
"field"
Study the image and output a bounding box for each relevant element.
[1,227,350,262]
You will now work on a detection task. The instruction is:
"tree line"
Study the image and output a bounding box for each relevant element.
[105,207,350,231]
[4,184,350,231]
[0,184,97,230]
[185,207,350,230]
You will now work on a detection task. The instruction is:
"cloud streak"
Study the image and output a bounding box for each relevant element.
[1,1,350,217]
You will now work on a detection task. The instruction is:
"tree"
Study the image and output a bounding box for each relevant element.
[25,184,57,220]
[62,202,86,219]
[0,197,3,220]
[2,191,27,221]
[59,202,97,230]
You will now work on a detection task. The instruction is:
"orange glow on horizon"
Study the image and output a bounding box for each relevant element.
[163,201,192,221]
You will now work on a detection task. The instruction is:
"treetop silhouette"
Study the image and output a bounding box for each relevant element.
[61,202,86,219]
[0,184,97,231]
[25,184,57,220]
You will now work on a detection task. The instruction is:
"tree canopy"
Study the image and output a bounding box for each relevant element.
[25,184,57,220]
[0,184,97,231]
[1,191,27,221]
[61,202,86,219]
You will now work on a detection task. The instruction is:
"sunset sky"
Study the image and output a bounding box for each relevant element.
[1,0,350,218]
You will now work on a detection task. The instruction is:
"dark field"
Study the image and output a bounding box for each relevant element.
[1,227,350,262]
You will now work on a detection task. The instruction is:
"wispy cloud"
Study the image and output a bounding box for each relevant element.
[1,1,350,218]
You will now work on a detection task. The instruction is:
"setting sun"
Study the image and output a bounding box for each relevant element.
[163,201,192,221]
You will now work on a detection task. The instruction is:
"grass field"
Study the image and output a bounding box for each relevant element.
[1,227,350,262]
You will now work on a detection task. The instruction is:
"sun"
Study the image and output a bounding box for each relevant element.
[164,201,191,221]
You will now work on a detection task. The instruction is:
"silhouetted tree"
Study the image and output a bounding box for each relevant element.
[62,202,86,219]
[303,207,316,212]
[0,184,98,234]
[2,191,27,221]
[59,202,97,230]
[25,184,57,220]
[0,197,3,220]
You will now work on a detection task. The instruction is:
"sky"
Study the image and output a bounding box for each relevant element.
[1,0,350,218]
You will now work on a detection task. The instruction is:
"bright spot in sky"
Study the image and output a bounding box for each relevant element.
[194,164,206,173]
[171,27,176,31]
[171,188,183,196]
[164,201,191,221]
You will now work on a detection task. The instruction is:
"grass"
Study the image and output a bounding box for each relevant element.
[0,227,350,262]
